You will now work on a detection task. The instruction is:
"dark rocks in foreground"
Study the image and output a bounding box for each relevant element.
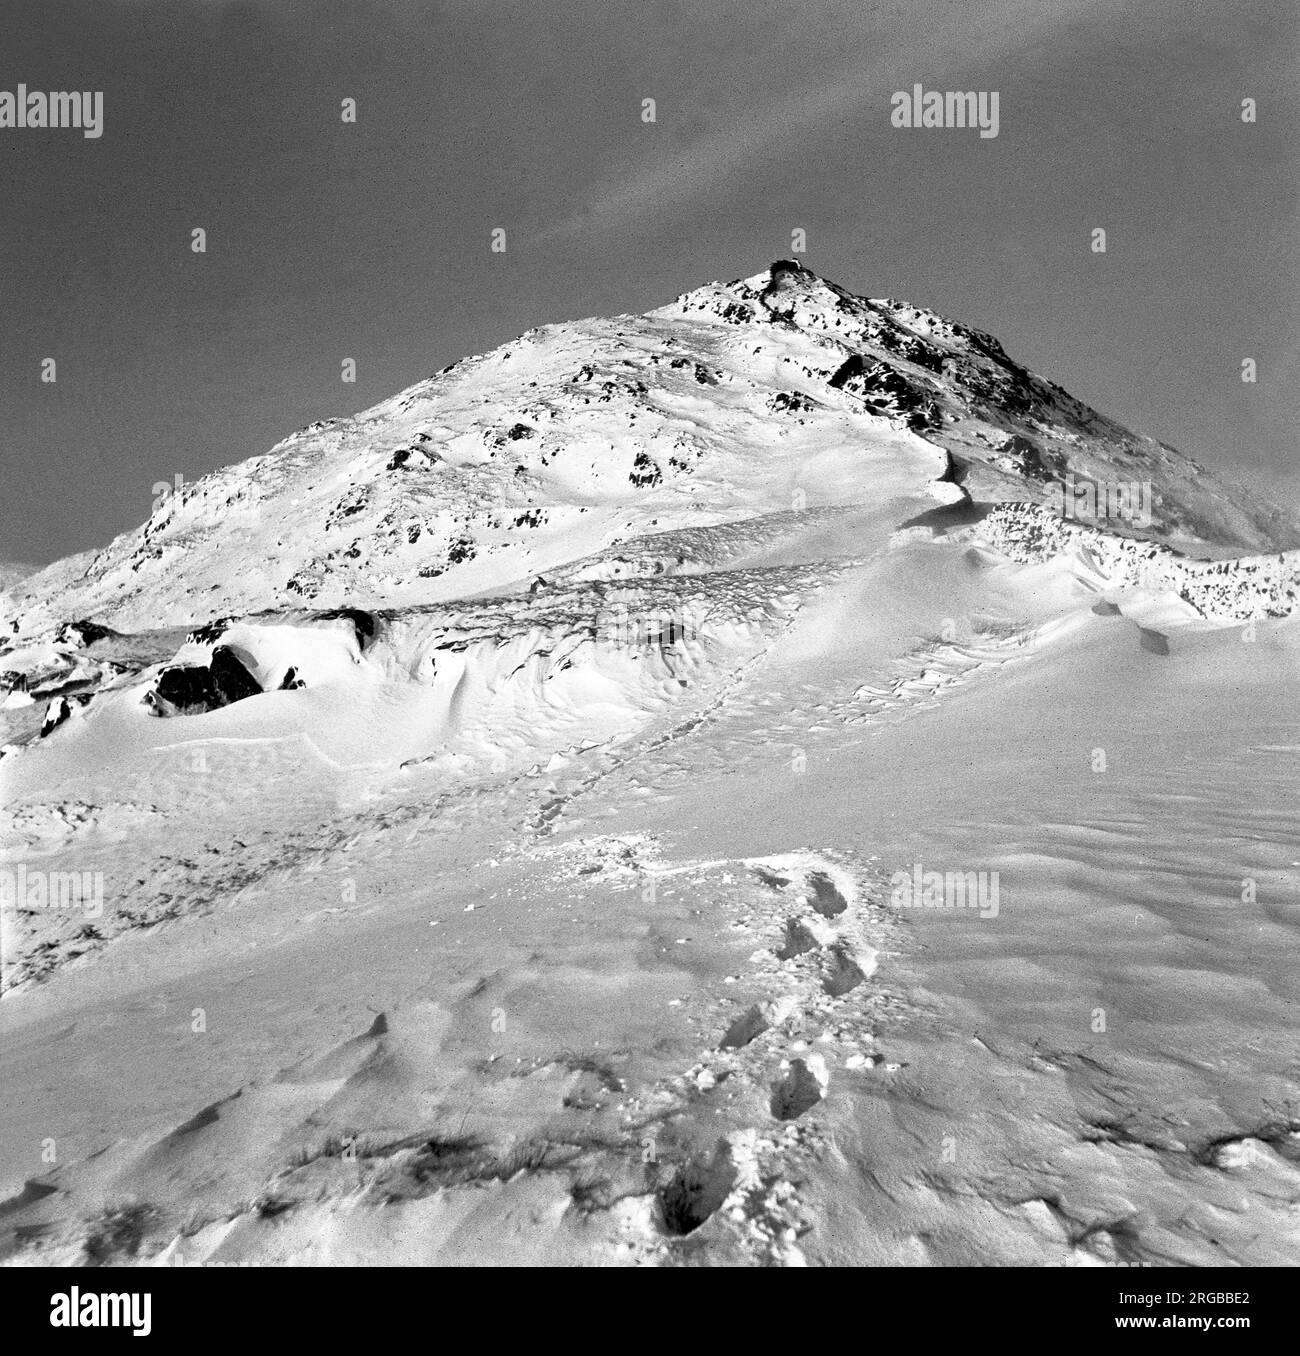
[146,644,263,718]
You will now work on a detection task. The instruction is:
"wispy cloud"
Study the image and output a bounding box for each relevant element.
[536,0,1130,242]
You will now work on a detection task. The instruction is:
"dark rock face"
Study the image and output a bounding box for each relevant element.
[833,356,914,402]
[316,608,377,651]
[716,301,754,325]
[891,334,947,373]
[39,693,91,737]
[279,666,305,690]
[829,355,936,428]
[41,696,73,737]
[827,354,868,391]
[187,618,232,645]
[629,451,662,488]
[54,619,113,647]
[763,259,806,294]
[668,357,717,386]
[210,645,262,705]
[148,645,262,717]
[757,259,814,317]
[768,390,816,415]
[385,444,441,471]
[152,665,218,716]
[997,433,1061,481]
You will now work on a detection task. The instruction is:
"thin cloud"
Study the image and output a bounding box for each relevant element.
[537,0,1131,242]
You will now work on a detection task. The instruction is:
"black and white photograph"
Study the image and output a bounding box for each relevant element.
[1,0,1297,1301]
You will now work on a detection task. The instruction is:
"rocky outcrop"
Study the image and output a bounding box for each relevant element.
[39,693,92,738]
[53,619,115,647]
[972,502,1300,622]
[145,644,263,717]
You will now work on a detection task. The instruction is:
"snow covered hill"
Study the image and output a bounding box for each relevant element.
[2,263,1297,1268]
[3,260,1294,643]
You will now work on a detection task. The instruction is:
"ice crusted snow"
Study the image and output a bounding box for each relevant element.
[2,262,1299,1267]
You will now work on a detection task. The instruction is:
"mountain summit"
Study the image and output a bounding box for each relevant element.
[4,262,1293,639]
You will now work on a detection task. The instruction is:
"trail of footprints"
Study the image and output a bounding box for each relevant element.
[612,850,899,1261]
[1,850,894,1266]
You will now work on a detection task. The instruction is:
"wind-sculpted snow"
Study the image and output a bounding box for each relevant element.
[969,502,1300,623]
[3,264,1300,1269]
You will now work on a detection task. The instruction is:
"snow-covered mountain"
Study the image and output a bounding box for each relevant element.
[3,260,1295,642]
[2,263,1298,1268]
[4,260,1298,762]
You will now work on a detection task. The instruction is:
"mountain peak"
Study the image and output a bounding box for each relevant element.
[3,266,1296,641]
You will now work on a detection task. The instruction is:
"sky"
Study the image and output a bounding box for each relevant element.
[2,0,1297,567]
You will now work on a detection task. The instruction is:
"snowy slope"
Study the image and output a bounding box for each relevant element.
[1,263,1297,1268]
[2,260,1293,643]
